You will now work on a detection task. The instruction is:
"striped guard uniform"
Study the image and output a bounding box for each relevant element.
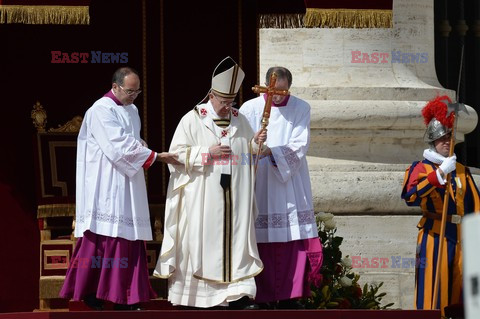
[401,159,480,315]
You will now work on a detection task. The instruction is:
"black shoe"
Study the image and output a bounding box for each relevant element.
[257,302,276,309]
[129,303,143,311]
[277,299,305,309]
[83,294,104,311]
[444,303,464,319]
[229,296,259,310]
[113,303,143,311]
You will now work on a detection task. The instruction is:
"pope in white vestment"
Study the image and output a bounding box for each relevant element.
[154,57,265,308]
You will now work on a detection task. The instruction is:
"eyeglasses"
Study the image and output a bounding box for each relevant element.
[212,94,236,107]
[119,85,142,96]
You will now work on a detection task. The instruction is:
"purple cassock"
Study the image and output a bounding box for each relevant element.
[59,230,156,305]
[255,238,323,303]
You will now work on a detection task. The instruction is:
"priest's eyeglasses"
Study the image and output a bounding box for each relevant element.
[120,86,142,96]
[212,94,237,107]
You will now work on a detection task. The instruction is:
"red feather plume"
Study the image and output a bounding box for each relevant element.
[421,95,455,128]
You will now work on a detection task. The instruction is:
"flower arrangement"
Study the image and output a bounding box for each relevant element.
[304,212,394,309]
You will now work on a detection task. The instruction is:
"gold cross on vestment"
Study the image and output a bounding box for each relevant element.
[252,72,289,131]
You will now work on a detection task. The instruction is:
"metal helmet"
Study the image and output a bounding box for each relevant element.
[423,118,451,143]
[422,95,454,143]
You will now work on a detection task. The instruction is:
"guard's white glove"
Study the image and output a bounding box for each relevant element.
[439,155,457,176]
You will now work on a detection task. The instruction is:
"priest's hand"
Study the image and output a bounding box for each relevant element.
[254,128,267,145]
[260,146,272,157]
[209,143,232,158]
[157,152,181,165]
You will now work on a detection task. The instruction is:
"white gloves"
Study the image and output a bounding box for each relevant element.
[439,155,457,176]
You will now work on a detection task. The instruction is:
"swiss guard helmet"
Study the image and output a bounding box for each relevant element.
[422,95,455,144]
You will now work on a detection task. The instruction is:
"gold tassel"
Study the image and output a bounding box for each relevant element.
[259,13,305,29]
[0,5,89,25]
[38,204,75,218]
[304,8,392,29]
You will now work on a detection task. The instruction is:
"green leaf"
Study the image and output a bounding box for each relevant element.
[365,302,377,309]
[322,285,329,298]
[332,236,343,247]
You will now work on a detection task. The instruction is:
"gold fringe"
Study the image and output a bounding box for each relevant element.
[39,276,66,299]
[38,204,75,218]
[259,13,305,29]
[304,8,392,29]
[0,5,89,25]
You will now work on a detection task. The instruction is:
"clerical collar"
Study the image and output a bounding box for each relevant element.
[104,89,123,106]
[263,93,290,107]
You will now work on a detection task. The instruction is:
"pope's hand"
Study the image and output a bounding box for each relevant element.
[209,143,232,158]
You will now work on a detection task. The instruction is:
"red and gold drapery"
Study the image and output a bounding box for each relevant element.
[0,0,90,24]
[304,0,392,28]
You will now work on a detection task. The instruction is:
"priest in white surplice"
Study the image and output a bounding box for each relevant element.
[240,66,323,309]
[60,67,179,311]
[154,57,266,309]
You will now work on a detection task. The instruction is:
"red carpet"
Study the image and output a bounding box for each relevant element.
[0,309,440,319]
[0,299,441,319]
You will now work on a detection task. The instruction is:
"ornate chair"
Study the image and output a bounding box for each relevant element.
[31,101,82,310]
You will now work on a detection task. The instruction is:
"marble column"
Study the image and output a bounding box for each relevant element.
[259,0,477,309]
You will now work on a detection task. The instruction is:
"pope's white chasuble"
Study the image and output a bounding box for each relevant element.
[154,101,263,307]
